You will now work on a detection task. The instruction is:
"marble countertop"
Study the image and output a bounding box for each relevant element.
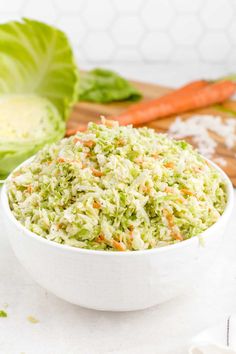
[0,64,235,354]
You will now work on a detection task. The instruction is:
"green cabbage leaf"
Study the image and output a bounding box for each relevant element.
[0,18,79,119]
[79,68,142,103]
[0,19,79,178]
[0,95,65,179]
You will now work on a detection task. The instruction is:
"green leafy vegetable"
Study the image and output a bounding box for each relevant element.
[79,68,142,103]
[0,18,79,119]
[0,18,79,178]
[0,310,7,317]
[0,95,65,179]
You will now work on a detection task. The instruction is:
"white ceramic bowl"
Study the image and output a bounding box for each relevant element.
[1,158,234,311]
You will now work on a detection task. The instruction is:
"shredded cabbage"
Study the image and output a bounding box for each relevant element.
[8,119,227,251]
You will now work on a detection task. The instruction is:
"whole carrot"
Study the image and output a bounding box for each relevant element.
[127,80,208,113]
[66,80,208,136]
[113,80,236,126]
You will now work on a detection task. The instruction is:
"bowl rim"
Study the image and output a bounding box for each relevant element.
[1,156,234,257]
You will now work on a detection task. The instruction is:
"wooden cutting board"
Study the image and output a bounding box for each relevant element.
[68,80,236,186]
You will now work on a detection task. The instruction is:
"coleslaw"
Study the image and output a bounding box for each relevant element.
[8,119,227,251]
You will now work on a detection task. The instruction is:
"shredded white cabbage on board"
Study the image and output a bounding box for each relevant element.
[168,115,236,166]
[8,119,227,252]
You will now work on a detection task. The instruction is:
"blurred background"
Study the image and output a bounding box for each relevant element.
[2,0,236,86]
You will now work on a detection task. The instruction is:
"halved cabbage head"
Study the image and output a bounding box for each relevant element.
[0,94,65,178]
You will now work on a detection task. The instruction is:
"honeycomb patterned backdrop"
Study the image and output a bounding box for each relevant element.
[1,0,236,79]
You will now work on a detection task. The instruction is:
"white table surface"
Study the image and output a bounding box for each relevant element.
[0,64,236,354]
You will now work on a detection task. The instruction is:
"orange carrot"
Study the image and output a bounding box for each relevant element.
[164,162,175,169]
[181,188,195,196]
[112,80,236,126]
[73,138,95,147]
[163,210,183,241]
[66,79,236,134]
[92,168,104,177]
[127,79,208,113]
[96,234,105,243]
[27,185,33,193]
[65,80,208,137]
[93,201,102,209]
[171,230,183,241]
[112,240,126,251]
[82,140,95,148]
[66,123,87,137]
[163,209,174,228]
